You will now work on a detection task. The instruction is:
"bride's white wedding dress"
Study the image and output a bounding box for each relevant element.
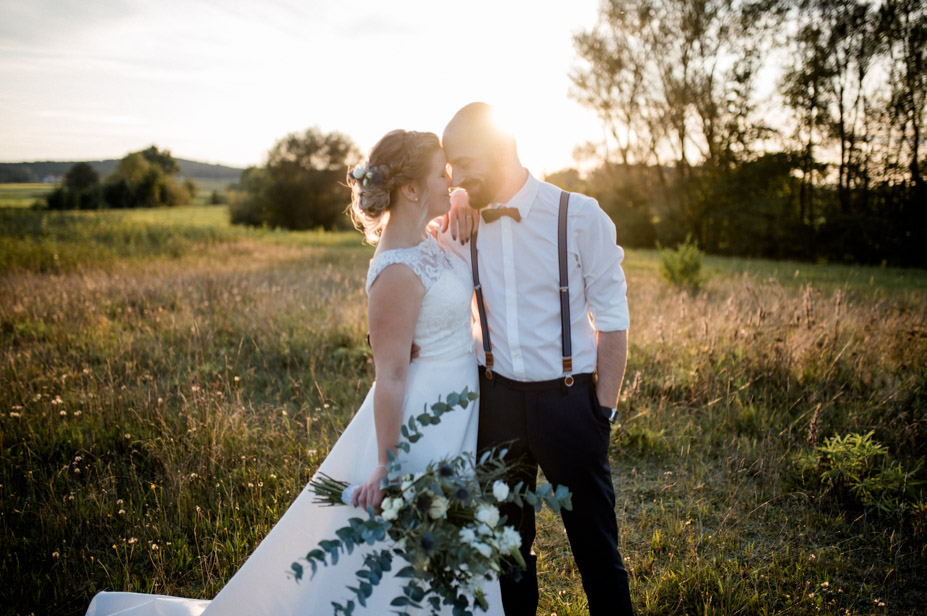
[86,236,502,615]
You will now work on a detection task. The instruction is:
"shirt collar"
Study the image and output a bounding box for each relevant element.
[490,170,538,219]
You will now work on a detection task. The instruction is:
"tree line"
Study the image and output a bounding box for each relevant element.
[44,146,197,210]
[567,0,925,266]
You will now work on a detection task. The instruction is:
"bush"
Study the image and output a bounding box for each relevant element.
[45,163,104,210]
[657,234,705,290]
[794,432,925,518]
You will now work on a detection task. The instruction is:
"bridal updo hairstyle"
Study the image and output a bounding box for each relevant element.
[347,129,442,244]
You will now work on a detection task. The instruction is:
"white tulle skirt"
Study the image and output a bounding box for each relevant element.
[86,352,502,616]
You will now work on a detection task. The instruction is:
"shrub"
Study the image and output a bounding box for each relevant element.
[657,234,705,290]
[794,431,925,518]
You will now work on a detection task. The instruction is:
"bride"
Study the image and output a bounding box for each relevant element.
[86,130,503,615]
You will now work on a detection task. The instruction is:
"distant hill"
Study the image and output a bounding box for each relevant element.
[0,159,245,184]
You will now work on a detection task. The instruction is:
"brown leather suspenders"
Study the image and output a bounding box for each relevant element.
[470,191,574,385]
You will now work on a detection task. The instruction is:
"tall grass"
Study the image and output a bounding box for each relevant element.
[1,206,924,615]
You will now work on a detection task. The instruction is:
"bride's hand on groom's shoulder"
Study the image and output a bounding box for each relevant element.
[439,188,477,244]
[353,465,388,511]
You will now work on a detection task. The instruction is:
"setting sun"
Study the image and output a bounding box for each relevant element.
[0,0,601,174]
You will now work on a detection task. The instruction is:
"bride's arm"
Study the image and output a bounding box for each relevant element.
[353,264,425,510]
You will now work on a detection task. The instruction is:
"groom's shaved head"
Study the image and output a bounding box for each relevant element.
[443,102,516,154]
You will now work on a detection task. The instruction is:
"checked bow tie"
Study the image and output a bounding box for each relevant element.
[480,206,521,223]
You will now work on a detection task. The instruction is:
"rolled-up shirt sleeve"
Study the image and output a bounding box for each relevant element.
[575,198,630,331]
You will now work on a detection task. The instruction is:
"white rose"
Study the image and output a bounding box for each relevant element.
[475,504,500,528]
[428,495,449,519]
[381,496,401,521]
[351,167,365,179]
[491,480,510,502]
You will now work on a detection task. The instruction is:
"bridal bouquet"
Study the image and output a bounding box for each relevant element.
[290,388,572,616]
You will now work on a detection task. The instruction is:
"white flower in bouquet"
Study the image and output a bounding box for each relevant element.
[491,480,509,502]
[473,541,493,558]
[459,527,477,545]
[427,494,449,519]
[497,526,521,553]
[475,504,500,527]
[381,496,402,521]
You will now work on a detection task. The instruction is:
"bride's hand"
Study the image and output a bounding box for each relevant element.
[440,188,478,243]
[353,465,388,511]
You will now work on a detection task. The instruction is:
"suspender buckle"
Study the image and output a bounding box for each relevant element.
[485,351,494,369]
[563,374,574,387]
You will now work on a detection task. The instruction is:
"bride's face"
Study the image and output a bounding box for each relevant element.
[423,149,452,219]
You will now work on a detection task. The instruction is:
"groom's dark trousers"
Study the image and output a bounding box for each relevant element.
[477,369,634,616]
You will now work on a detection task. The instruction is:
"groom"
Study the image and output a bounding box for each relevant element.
[439,102,634,615]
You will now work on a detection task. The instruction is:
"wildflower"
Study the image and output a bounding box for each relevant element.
[118,509,125,515]
[9,412,21,418]
[439,464,454,478]
[491,481,509,502]
[151,543,159,551]
[455,487,470,501]
[59,410,67,417]
[128,537,138,544]
[52,551,60,558]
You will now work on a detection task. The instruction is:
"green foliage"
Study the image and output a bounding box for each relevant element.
[45,162,104,210]
[795,432,924,517]
[102,147,194,209]
[233,127,358,231]
[657,234,705,290]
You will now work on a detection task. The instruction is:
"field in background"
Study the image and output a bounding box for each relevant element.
[0,180,233,210]
[1,205,924,615]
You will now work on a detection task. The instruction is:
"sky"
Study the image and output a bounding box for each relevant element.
[0,0,605,175]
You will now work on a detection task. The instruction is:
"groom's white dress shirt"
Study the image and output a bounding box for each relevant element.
[440,172,630,382]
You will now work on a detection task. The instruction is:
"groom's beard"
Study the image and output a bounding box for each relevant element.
[459,172,503,210]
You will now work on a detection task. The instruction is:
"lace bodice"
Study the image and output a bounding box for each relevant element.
[365,236,475,361]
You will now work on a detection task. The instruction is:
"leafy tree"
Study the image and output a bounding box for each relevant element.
[233,128,358,230]
[102,146,194,208]
[45,162,103,210]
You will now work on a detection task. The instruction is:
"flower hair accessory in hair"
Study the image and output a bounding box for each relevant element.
[350,163,384,187]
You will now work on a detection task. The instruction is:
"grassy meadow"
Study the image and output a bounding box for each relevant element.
[1,204,925,615]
